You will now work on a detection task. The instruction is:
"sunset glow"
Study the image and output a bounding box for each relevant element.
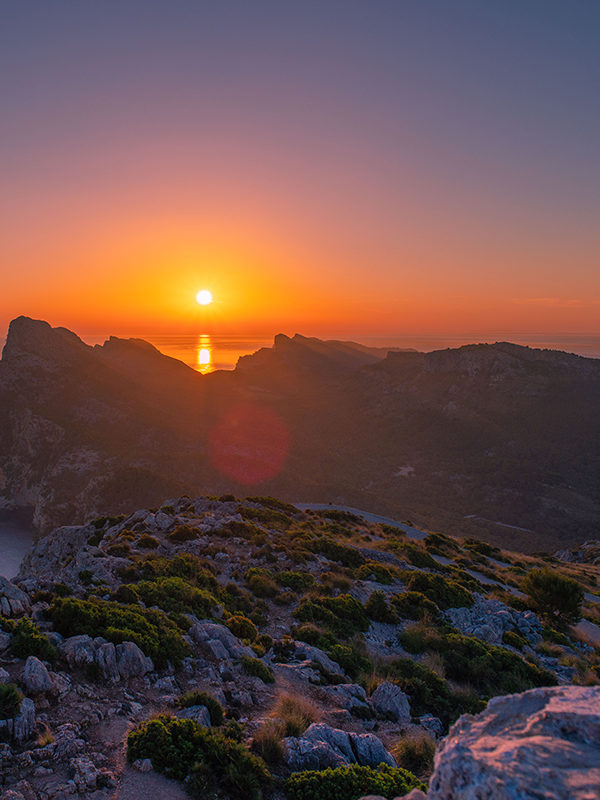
[196,290,213,306]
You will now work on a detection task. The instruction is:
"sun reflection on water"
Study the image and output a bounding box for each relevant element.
[195,334,213,374]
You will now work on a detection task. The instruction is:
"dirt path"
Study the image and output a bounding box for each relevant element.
[113,767,189,800]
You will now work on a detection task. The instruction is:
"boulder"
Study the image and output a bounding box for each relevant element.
[322,683,369,710]
[428,685,600,800]
[115,642,153,678]
[95,641,120,682]
[22,656,52,694]
[293,642,345,676]
[177,705,211,726]
[444,595,542,647]
[189,620,254,660]
[0,577,30,617]
[0,698,35,742]
[59,635,96,667]
[284,723,395,770]
[370,681,411,722]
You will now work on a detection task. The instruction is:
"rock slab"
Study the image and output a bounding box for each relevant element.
[428,685,600,800]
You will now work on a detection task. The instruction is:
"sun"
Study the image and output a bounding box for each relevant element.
[196,289,213,306]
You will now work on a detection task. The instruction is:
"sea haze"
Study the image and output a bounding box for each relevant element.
[0,508,35,579]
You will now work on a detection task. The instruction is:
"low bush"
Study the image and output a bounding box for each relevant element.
[357,561,395,584]
[245,568,279,598]
[502,630,528,649]
[115,577,218,618]
[0,683,22,719]
[251,719,285,764]
[177,691,224,726]
[241,656,275,683]
[328,641,372,680]
[226,615,258,641]
[285,763,425,800]
[294,594,369,637]
[308,537,365,568]
[238,505,292,528]
[137,534,160,549]
[168,524,199,543]
[49,596,189,667]
[391,591,440,621]
[403,572,474,609]
[10,618,58,662]
[400,543,441,570]
[127,715,270,800]
[244,496,299,515]
[365,590,396,623]
[278,571,315,591]
[392,731,435,778]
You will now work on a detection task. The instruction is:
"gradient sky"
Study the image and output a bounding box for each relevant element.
[1,0,599,337]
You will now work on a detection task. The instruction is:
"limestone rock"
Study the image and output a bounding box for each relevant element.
[0,577,30,617]
[115,641,153,678]
[59,635,96,667]
[22,656,52,694]
[177,705,211,726]
[284,723,395,770]
[0,698,35,742]
[444,595,542,647]
[370,681,411,722]
[428,685,600,800]
[95,641,119,682]
[189,620,254,660]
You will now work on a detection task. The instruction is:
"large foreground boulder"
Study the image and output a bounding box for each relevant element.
[428,685,600,800]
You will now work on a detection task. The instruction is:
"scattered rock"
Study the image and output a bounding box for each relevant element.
[116,641,154,678]
[0,577,30,617]
[0,697,35,742]
[285,723,395,770]
[177,704,211,726]
[444,594,542,646]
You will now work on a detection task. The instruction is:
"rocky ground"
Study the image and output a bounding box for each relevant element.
[1,496,599,799]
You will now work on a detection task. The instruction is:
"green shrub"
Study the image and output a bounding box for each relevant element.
[400,543,441,570]
[285,763,425,800]
[328,642,372,680]
[294,595,369,637]
[314,509,362,524]
[398,624,557,696]
[238,505,291,527]
[365,591,396,623]
[523,568,584,629]
[10,618,57,662]
[278,571,315,591]
[177,691,224,726]
[357,562,395,584]
[542,625,571,646]
[0,683,22,719]
[404,572,474,609]
[391,591,440,621]
[244,496,299,515]
[49,596,189,667]
[168,525,199,543]
[226,615,258,641]
[127,715,270,800]
[123,577,218,618]
[502,630,528,649]
[137,534,160,549]
[241,656,275,683]
[308,537,365,568]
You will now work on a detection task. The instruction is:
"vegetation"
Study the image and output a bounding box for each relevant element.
[241,656,275,683]
[392,731,436,778]
[49,596,189,667]
[226,614,258,641]
[9,618,58,662]
[127,715,271,800]
[0,683,22,719]
[403,571,474,609]
[177,691,225,726]
[285,763,425,800]
[391,591,440,621]
[524,568,584,628]
[365,590,396,622]
[271,693,319,737]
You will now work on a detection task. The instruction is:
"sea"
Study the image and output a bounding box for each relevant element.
[0,508,35,580]
[76,331,600,373]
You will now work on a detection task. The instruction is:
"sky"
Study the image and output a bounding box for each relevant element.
[1,0,599,338]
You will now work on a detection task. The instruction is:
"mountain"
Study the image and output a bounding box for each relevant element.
[1,316,599,551]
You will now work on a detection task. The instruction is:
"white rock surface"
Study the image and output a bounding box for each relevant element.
[23,656,53,693]
[444,595,542,647]
[428,685,600,800]
[0,577,30,617]
[370,681,411,722]
[284,722,396,770]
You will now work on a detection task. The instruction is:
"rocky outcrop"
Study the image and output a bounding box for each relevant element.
[284,722,396,771]
[555,540,600,566]
[428,685,600,800]
[444,595,542,647]
[58,634,153,679]
[369,681,411,722]
[115,642,153,678]
[0,577,30,617]
[188,620,254,661]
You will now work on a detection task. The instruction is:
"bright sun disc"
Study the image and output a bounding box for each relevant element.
[196,289,213,305]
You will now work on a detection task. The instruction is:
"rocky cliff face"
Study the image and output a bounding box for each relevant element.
[1,317,599,550]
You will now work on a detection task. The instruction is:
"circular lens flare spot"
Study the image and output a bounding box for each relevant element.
[209,403,290,485]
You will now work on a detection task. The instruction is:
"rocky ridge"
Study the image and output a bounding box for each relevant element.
[0,495,599,799]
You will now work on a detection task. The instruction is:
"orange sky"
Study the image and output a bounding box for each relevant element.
[1,3,599,339]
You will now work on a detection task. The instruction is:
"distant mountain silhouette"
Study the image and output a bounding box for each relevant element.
[1,316,599,552]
